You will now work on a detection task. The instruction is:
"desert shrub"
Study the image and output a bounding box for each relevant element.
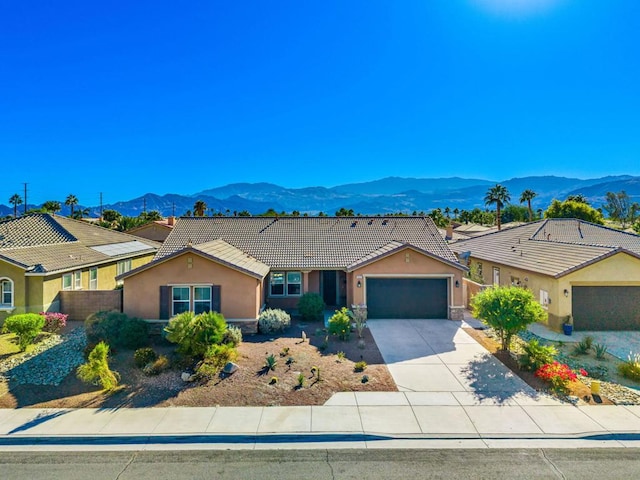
[594,343,608,360]
[76,341,120,391]
[328,307,352,341]
[518,339,557,371]
[471,286,546,352]
[222,325,243,346]
[134,347,158,368]
[143,355,170,376]
[40,312,68,333]
[535,362,586,394]
[164,311,227,358]
[258,308,291,334]
[297,372,305,388]
[354,360,367,372]
[85,311,149,349]
[618,353,640,381]
[2,313,45,351]
[264,353,278,371]
[297,292,324,322]
[352,304,367,339]
[195,344,238,378]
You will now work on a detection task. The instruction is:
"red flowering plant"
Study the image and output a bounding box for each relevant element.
[535,361,588,395]
[39,312,68,333]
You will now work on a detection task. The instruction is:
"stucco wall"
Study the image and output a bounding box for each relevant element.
[0,262,26,322]
[350,248,465,318]
[127,224,171,242]
[123,252,262,320]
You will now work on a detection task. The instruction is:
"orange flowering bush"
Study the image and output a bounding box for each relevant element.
[535,362,587,394]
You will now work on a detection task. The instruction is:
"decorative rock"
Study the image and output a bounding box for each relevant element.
[222,362,239,375]
[181,372,196,382]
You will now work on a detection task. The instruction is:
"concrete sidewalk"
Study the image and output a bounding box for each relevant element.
[2,394,640,450]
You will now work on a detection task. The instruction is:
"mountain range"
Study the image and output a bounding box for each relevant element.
[3,175,640,218]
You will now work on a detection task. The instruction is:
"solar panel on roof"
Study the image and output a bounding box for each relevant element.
[91,241,151,257]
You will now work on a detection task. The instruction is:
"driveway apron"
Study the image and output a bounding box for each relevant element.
[368,319,540,403]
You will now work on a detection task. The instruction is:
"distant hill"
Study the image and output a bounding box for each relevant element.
[3,175,640,218]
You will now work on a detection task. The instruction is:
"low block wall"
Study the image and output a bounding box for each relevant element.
[59,290,123,321]
[463,278,489,309]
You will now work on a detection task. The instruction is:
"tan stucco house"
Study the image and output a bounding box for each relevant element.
[0,214,160,322]
[451,218,640,331]
[118,216,468,327]
[125,217,175,243]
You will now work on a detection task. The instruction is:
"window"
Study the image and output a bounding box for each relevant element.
[540,289,549,308]
[492,267,500,286]
[269,271,302,297]
[89,268,98,290]
[0,278,13,308]
[477,262,483,277]
[270,272,285,296]
[194,286,212,314]
[73,271,82,290]
[172,287,190,315]
[117,259,132,276]
[62,274,73,290]
[286,272,302,296]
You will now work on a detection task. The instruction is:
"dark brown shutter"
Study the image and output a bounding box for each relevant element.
[159,286,171,319]
[211,285,221,313]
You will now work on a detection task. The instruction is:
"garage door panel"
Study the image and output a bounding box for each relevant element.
[366,278,448,319]
[572,286,640,331]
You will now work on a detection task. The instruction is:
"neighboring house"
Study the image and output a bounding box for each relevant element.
[118,216,468,328]
[125,217,176,242]
[451,218,640,331]
[0,214,160,321]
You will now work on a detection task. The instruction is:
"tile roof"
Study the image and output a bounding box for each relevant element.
[451,218,640,278]
[156,216,463,270]
[0,214,160,273]
[193,239,270,278]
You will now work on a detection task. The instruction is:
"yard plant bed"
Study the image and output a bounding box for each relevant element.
[463,327,640,406]
[0,319,395,408]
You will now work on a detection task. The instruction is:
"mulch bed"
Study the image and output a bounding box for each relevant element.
[463,327,613,405]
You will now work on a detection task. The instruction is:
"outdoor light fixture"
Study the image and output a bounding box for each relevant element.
[357,280,362,288]
[564,289,569,297]
[455,280,460,288]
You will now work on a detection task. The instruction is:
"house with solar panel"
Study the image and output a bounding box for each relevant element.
[0,214,160,322]
[117,216,468,331]
[451,218,640,331]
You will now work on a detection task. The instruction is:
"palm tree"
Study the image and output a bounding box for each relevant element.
[484,184,511,230]
[65,194,78,217]
[444,207,451,219]
[42,200,62,215]
[453,208,460,220]
[9,194,23,218]
[193,200,207,217]
[519,189,537,222]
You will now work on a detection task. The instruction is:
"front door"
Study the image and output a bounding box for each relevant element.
[322,270,337,307]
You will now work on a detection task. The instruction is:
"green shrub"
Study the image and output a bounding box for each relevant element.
[196,344,238,378]
[222,325,243,346]
[76,341,120,391]
[134,347,158,368]
[471,286,546,352]
[297,372,305,388]
[164,311,227,358]
[85,311,149,349]
[297,293,324,322]
[258,308,291,334]
[143,355,170,376]
[354,360,367,372]
[518,339,557,371]
[594,343,608,360]
[328,307,352,341]
[264,353,278,371]
[572,338,592,355]
[618,353,640,381]
[2,313,45,351]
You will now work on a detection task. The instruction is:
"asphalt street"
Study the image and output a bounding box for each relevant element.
[1,449,640,480]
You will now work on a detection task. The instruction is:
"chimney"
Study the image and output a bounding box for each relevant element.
[445,224,454,241]
[167,216,175,226]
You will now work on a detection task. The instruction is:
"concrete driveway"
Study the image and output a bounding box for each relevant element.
[368,319,558,405]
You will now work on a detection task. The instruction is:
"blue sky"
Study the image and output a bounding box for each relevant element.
[2,1,639,206]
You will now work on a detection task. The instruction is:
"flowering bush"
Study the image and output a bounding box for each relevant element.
[535,361,587,394]
[40,312,68,333]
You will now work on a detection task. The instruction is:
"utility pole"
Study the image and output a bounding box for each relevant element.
[99,192,103,220]
[23,183,27,215]
[143,197,146,214]
[172,202,176,217]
